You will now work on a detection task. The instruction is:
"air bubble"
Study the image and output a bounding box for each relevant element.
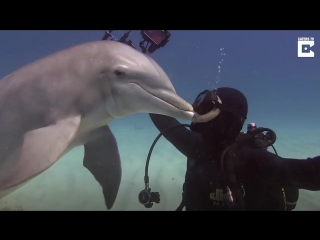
[213,47,225,88]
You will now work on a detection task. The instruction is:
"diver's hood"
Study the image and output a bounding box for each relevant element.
[190,87,248,145]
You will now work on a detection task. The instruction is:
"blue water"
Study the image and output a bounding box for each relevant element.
[1,30,319,127]
[0,30,319,210]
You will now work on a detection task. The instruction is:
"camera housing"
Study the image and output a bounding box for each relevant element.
[101,30,170,54]
[140,30,170,53]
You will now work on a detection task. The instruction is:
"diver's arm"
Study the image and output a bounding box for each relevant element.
[149,113,203,158]
[278,156,320,190]
[242,148,320,190]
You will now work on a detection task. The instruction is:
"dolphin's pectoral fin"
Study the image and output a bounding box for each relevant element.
[83,126,122,210]
[0,115,81,191]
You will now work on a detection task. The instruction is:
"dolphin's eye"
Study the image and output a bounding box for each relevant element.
[114,70,125,77]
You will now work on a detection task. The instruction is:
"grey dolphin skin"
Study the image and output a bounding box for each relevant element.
[0,40,196,209]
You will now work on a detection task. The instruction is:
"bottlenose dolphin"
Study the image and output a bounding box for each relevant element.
[0,40,197,209]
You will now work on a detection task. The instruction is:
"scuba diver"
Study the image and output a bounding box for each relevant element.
[147,87,319,211]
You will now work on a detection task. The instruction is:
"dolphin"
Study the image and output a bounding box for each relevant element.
[0,40,197,209]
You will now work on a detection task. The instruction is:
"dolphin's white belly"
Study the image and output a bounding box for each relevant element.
[0,113,113,196]
[0,135,81,198]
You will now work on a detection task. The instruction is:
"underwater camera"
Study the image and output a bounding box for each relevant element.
[139,30,170,53]
[101,30,170,54]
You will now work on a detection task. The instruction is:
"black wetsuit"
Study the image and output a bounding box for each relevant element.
[149,114,319,211]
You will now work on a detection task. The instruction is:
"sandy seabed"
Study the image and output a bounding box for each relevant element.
[1,115,319,211]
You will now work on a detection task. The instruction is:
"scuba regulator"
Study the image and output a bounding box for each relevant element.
[138,123,190,208]
[101,30,170,54]
[242,123,277,153]
[138,122,278,209]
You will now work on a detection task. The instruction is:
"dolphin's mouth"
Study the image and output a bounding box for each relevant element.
[129,83,194,113]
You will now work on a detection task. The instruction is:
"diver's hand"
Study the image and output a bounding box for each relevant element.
[191,108,221,123]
